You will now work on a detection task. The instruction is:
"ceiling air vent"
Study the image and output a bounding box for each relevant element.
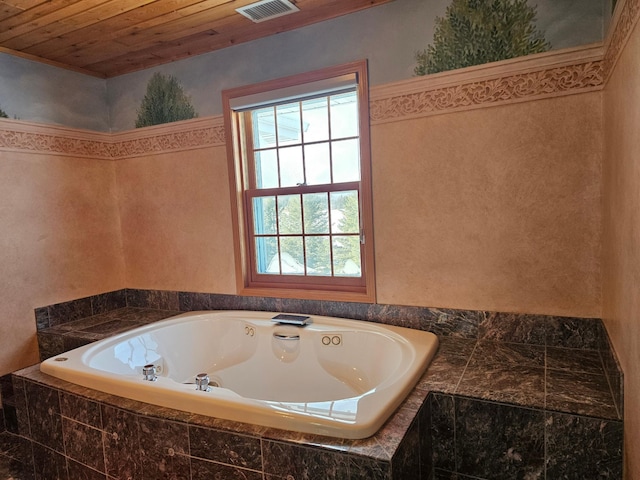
[236,0,300,23]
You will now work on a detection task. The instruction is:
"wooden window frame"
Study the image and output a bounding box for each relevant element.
[222,60,376,303]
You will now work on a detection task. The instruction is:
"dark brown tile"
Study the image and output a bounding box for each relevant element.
[35,307,50,331]
[188,426,261,470]
[60,392,102,428]
[428,309,480,339]
[80,319,141,335]
[138,416,189,480]
[546,347,604,374]
[24,381,63,451]
[67,459,107,480]
[546,317,601,349]
[263,440,349,479]
[457,364,545,408]
[62,417,105,472]
[348,455,391,480]
[126,290,179,310]
[478,312,546,345]
[32,442,67,480]
[546,412,622,479]
[455,398,544,479]
[0,452,35,480]
[91,290,126,315]
[0,432,32,464]
[546,370,618,419]
[48,298,92,327]
[190,457,262,480]
[101,405,140,480]
[430,394,455,472]
[418,353,468,394]
[37,332,65,361]
[177,292,212,311]
[470,341,545,368]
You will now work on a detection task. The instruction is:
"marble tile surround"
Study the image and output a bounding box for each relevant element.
[0,288,623,479]
[35,288,625,415]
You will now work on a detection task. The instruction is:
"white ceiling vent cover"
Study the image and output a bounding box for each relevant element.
[236,0,300,23]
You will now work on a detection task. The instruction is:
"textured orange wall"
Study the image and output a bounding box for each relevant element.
[116,147,236,294]
[0,150,124,375]
[603,14,640,478]
[372,93,602,317]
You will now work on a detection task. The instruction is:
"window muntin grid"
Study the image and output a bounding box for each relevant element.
[243,89,363,281]
[250,90,360,190]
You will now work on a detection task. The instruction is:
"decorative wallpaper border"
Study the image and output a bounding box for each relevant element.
[603,0,640,79]
[0,117,226,160]
[370,46,604,125]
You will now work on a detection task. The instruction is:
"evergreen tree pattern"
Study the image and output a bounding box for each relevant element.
[135,72,197,128]
[415,0,550,75]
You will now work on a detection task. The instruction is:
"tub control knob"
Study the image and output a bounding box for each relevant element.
[195,373,210,392]
[142,364,157,382]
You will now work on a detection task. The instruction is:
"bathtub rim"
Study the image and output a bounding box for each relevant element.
[39,310,439,439]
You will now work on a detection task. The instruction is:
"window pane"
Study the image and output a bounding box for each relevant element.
[253,196,277,235]
[255,149,278,189]
[276,102,302,146]
[330,91,358,139]
[302,97,329,142]
[306,236,331,276]
[332,139,360,183]
[280,236,304,274]
[333,235,361,277]
[303,193,329,234]
[252,107,277,149]
[304,143,330,185]
[330,190,360,234]
[256,236,279,274]
[278,195,302,234]
[279,146,304,187]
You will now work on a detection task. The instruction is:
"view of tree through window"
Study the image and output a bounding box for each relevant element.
[247,90,362,278]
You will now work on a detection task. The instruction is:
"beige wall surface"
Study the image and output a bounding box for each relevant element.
[372,93,603,317]
[116,146,236,294]
[0,150,124,375]
[603,14,640,478]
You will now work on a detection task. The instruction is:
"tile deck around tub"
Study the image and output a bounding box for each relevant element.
[19,301,624,479]
[36,307,180,360]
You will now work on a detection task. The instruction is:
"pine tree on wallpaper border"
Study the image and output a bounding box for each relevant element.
[415,0,550,75]
[0,106,8,118]
[135,72,198,128]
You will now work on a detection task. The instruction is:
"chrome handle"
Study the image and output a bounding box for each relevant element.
[273,333,300,340]
[142,364,157,382]
[195,373,211,391]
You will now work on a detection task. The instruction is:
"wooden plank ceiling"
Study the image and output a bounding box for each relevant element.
[0,0,391,78]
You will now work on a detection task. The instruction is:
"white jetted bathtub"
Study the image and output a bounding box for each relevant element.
[40,310,439,439]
